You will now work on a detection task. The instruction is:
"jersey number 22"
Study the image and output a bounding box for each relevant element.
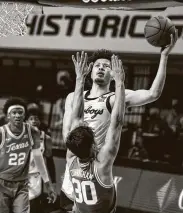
[8,153,26,166]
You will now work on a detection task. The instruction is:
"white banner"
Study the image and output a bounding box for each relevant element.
[0,6,183,54]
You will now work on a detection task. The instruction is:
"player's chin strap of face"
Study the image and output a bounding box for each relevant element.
[7,105,25,114]
[32,148,50,183]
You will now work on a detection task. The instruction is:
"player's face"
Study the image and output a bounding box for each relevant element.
[91,58,112,85]
[27,115,40,128]
[8,108,25,126]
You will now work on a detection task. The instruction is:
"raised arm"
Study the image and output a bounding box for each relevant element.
[70,80,85,131]
[62,92,74,142]
[97,55,125,166]
[111,30,178,108]
[70,51,92,131]
[66,51,93,161]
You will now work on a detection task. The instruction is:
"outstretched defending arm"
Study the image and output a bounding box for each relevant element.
[62,92,74,142]
[62,51,93,143]
[97,55,125,167]
[66,51,93,161]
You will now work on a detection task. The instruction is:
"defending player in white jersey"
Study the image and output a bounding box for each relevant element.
[27,107,55,213]
[61,31,178,211]
[66,53,125,213]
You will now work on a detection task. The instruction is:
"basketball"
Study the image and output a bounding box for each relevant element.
[144,16,175,47]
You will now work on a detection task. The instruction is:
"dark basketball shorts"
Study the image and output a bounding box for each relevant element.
[30,194,43,213]
[0,178,29,213]
[59,189,74,212]
[71,205,116,213]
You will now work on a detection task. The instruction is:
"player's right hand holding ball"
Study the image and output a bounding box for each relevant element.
[161,29,178,56]
[144,16,178,56]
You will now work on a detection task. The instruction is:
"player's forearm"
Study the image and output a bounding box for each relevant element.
[111,82,125,127]
[32,149,50,184]
[150,54,168,99]
[63,113,72,142]
[46,157,56,183]
[100,82,125,161]
[62,93,73,141]
[71,77,85,128]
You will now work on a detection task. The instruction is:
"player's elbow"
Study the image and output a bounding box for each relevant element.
[149,89,162,101]
[107,147,118,160]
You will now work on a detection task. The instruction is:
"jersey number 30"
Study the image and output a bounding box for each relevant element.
[8,153,26,166]
[72,178,97,205]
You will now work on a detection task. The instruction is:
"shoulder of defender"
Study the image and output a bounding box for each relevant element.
[67,91,74,97]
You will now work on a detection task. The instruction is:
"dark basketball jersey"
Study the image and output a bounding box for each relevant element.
[69,157,116,213]
[0,123,34,181]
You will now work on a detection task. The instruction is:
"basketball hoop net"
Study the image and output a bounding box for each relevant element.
[0,2,41,37]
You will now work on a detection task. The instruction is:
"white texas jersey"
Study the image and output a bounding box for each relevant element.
[84,90,114,148]
[29,131,45,174]
[62,91,114,198]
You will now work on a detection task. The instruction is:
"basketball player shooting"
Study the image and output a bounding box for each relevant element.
[0,97,56,213]
[60,30,178,210]
[66,53,125,213]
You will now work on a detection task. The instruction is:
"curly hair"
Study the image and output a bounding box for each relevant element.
[88,49,114,64]
[66,125,95,159]
[3,97,27,115]
[26,108,41,120]
[85,49,116,90]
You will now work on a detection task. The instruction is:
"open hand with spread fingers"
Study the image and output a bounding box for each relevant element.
[72,51,93,79]
[111,55,125,84]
